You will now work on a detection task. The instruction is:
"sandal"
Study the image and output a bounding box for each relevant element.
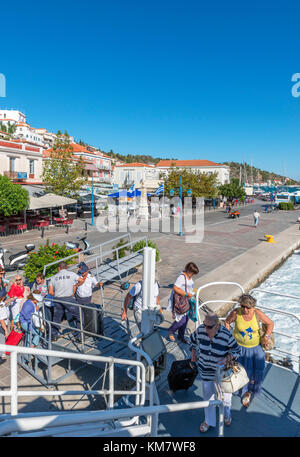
[200,421,210,433]
[168,334,176,342]
[242,392,252,408]
[224,416,232,426]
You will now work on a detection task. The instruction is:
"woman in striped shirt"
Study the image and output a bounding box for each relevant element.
[189,313,241,433]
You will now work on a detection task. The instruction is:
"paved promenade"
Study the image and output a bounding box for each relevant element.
[1,202,300,415]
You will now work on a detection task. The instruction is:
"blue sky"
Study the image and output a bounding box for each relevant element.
[1,0,300,179]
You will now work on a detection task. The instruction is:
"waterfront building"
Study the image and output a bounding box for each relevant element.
[43,143,113,194]
[155,159,230,185]
[114,162,161,192]
[0,138,44,186]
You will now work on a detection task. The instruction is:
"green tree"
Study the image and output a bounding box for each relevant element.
[218,178,246,199]
[163,167,219,198]
[42,133,87,197]
[0,175,29,216]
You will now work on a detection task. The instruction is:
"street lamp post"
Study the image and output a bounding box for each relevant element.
[169,177,192,237]
[91,174,94,226]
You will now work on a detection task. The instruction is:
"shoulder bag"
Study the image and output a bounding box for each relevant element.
[254,309,275,351]
[218,360,249,394]
[173,274,190,315]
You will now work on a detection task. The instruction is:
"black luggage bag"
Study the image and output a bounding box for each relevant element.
[83,303,104,336]
[168,359,198,392]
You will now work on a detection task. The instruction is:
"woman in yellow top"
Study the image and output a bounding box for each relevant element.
[225,294,274,408]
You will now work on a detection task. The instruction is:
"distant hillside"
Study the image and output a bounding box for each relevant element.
[103,150,177,165]
[223,161,298,185]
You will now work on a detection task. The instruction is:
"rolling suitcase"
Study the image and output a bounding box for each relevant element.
[5,330,24,355]
[168,359,198,392]
[83,303,104,336]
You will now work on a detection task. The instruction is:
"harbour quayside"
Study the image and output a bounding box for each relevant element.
[0,233,299,439]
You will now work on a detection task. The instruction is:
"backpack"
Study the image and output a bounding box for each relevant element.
[128,281,143,310]
[128,280,159,310]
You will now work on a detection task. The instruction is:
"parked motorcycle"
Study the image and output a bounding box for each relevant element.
[0,243,35,271]
[64,235,92,255]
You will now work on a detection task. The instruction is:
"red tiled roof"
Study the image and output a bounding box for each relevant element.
[0,140,22,150]
[155,159,226,167]
[115,162,155,168]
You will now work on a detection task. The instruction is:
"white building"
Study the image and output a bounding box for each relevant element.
[0,110,26,124]
[0,109,61,149]
[155,159,230,185]
[114,162,161,191]
[0,138,44,185]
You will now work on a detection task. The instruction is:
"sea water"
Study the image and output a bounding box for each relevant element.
[250,250,300,370]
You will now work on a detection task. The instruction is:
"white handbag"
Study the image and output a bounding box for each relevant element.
[220,362,249,394]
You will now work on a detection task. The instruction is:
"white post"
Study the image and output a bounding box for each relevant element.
[10,351,18,416]
[141,247,156,336]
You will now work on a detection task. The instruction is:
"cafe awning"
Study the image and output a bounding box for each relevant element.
[28,193,77,210]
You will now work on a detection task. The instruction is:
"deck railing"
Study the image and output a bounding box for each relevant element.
[195,282,300,375]
[0,344,147,417]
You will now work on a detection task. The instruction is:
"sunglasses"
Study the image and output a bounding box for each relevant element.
[204,323,216,329]
[240,305,251,309]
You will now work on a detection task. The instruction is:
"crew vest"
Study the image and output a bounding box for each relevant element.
[233,308,260,348]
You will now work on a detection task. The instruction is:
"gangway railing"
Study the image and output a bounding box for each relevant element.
[0,344,147,417]
[0,399,224,437]
[42,233,149,286]
[20,296,135,385]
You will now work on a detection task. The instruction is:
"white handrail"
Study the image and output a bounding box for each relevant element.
[0,344,146,417]
[0,399,224,437]
[196,282,245,325]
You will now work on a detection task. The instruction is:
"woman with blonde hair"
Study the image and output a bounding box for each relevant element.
[225,293,274,408]
[8,275,26,330]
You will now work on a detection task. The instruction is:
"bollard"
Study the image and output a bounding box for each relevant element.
[265,234,275,243]
[41,226,45,238]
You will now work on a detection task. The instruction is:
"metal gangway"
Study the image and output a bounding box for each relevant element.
[16,233,151,385]
[43,232,148,287]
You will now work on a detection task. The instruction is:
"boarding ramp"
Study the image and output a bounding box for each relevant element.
[17,293,142,385]
[42,233,148,287]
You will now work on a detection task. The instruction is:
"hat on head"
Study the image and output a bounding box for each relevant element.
[78,262,89,274]
[32,293,43,303]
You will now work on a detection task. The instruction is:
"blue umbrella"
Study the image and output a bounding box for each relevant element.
[128,189,141,198]
[108,189,130,198]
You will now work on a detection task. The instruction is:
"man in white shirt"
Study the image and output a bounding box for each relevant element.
[253,210,260,228]
[74,263,103,305]
[121,279,161,330]
[48,261,81,341]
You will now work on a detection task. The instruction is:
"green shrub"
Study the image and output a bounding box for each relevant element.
[24,239,77,282]
[132,240,160,262]
[113,238,128,260]
[278,202,294,210]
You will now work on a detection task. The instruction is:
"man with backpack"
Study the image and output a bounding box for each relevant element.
[121,279,161,330]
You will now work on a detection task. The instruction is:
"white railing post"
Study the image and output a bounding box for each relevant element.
[108,360,114,409]
[10,351,18,416]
